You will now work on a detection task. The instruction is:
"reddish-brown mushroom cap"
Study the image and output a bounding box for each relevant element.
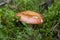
[16,11,43,24]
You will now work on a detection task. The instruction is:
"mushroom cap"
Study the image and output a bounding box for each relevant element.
[16,11,43,24]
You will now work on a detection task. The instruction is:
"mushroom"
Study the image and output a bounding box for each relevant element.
[15,11,43,24]
[15,10,43,31]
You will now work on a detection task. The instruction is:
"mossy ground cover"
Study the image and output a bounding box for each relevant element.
[0,0,60,40]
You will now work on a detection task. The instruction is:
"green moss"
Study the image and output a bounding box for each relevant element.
[0,0,60,40]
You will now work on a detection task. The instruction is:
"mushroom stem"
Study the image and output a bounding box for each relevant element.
[21,22,28,27]
[21,22,34,31]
